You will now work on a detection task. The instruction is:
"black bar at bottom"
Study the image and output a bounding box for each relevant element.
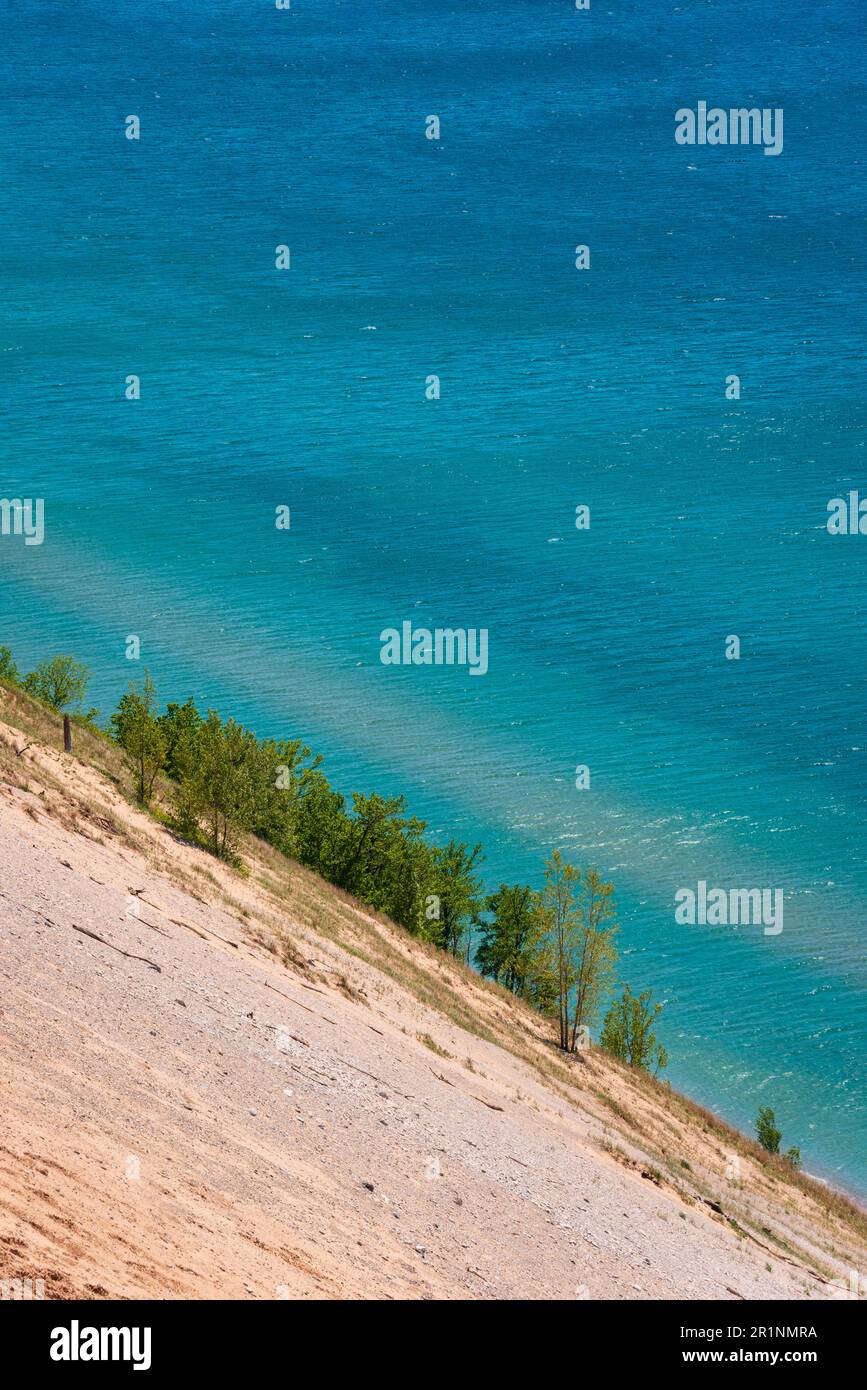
[4,1296,860,1375]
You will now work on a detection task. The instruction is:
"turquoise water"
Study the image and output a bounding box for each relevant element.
[3,1,866,1192]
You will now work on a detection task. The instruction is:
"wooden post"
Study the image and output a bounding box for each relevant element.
[63,715,72,753]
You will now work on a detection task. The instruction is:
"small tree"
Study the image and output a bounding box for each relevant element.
[24,655,90,710]
[112,670,166,806]
[158,699,203,780]
[250,735,321,858]
[0,645,21,686]
[293,768,349,881]
[429,839,484,957]
[535,855,620,1052]
[475,883,541,995]
[174,711,259,859]
[536,851,582,1050]
[600,985,667,1074]
[568,867,619,1051]
[335,792,410,901]
[522,939,559,1017]
[755,1106,782,1155]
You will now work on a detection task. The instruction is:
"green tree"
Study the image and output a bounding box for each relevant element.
[111,670,167,806]
[568,867,619,1050]
[293,768,350,880]
[755,1107,782,1155]
[158,699,203,780]
[173,712,259,859]
[339,800,435,935]
[0,645,21,686]
[250,735,322,856]
[335,793,410,902]
[535,856,620,1052]
[600,985,667,1074]
[428,839,484,956]
[522,939,560,1017]
[24,654,90,710]
[475,883,540,994]
[387,827,437,935]
[536,852,582,1050]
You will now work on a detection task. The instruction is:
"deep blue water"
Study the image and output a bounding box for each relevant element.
[2,1,866,1193]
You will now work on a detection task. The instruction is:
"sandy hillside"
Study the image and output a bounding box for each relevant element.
[1,693,865,1300]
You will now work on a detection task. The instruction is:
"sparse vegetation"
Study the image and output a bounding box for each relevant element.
[0,645,21,687]
[112,671,166,806]
[756,1106,782,1154]
[600,985,668,1075]
[756,1106,803,1171]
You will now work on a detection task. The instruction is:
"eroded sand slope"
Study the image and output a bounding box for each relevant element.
[1,712,864,1300]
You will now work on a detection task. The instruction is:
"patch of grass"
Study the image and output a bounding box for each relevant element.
[591,1088,644,1134]
[601,1141,636,1171]
[603,1048,867,1246]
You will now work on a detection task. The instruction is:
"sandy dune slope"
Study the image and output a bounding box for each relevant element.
[1,711,864,1300]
